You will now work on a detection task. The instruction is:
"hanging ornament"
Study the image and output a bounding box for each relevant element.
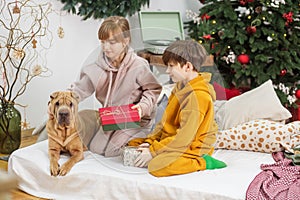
[31,31,37,48]
[13,48,25,59]
[267,36,273,41]
[32,39,37,48]
[295,89,300,99]
[202,34,212,40]
[201,13,210,20]
[283,12,293,26]
[21,106,30,130]
[237,53,250,64]
[57,12,65,39]
[280,69,287,76]
[222,51,236,64]
[12,0,20,14]
[218,30,224,37]
[57,27,65,38]
[247,18,261,35]
[255,6,262,14]
[246,26,256,34]
[240,0,247,6]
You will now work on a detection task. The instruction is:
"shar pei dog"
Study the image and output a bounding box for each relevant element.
[47,91,86,176]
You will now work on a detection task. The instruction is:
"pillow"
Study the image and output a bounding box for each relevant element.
[214,100,227,128]
[215,119,300,153]
[219,80,291,130]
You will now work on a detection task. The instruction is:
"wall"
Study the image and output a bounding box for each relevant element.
[12,0,201,128]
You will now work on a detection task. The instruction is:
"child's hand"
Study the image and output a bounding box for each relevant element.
[131,104,142,119]
[134,147,152,168]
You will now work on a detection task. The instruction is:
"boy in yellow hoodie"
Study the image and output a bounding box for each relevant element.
[128,40,226,177]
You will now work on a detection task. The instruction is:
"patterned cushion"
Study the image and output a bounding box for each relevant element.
[215,120,300,153]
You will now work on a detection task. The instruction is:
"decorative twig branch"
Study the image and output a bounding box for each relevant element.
[0,0,53,105]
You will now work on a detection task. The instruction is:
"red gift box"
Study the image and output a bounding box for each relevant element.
[99,104,140,131]
[290,101,300,122]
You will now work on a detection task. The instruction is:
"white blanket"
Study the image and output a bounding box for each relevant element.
[8,140,274,200]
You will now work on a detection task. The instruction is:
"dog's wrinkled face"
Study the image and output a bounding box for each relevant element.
[49,91,79,128]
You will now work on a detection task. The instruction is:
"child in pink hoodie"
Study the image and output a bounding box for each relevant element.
[68,16,162,157]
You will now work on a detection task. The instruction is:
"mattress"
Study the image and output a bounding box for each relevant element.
[8,140,274,200]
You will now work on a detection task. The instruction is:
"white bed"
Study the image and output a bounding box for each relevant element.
[8,140,274,200]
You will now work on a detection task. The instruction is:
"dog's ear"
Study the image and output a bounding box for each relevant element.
[71,92,80,103]
[50,91,60,100]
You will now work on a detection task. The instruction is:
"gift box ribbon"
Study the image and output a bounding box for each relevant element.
[99,104,140,125]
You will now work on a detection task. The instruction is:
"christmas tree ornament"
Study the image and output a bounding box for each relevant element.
[203,34,212,40]
[283,12,293,25]
[201,13,210,20]
[280,69,287,76]
[255,6,262,14]
[267,36,273,41]
[218,30,224,37]
[240,0,247,6]
[246,26,256,34]
[295,89,300,99]
[237,54,250,64]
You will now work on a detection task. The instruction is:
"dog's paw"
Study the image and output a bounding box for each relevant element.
[50,162,60,176]
[59,163,72,176]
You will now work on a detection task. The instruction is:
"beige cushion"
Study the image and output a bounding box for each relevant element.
[219,80,291,130]
[215,119,300,153]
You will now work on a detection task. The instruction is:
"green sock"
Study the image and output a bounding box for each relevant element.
[203,154,227,170]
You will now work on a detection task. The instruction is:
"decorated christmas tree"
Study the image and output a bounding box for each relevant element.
[185,0,300,108]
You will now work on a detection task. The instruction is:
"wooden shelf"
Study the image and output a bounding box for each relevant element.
[137,50,215,68]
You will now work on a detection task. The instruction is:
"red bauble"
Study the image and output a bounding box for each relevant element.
[240,0,247,5]
[246,26,256,34]
[280,69,287,76]
[237,54,250,64]
[295,89,300,99]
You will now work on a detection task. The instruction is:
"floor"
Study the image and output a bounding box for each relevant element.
[0,128,46,200]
